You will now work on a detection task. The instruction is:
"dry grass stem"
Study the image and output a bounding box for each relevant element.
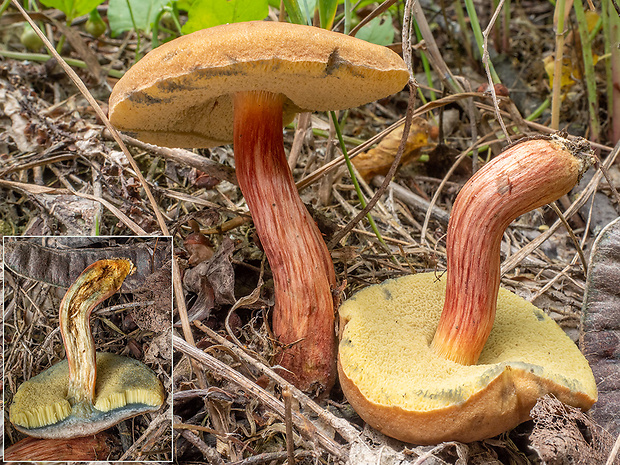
[10,0,169,235]
[481,0,512,142]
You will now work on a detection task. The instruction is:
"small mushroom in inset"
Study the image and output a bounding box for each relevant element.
[108,21,409,393]
[338,135,598,444]
[9,259,164,439]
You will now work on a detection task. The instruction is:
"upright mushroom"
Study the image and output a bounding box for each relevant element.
[9,259,164,439]
[338,135,598,444]
[109,21,409,393]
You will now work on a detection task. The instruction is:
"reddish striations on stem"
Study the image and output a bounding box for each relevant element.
[431,136,594,365]
[4,434,113,461]
[234,90,337,393]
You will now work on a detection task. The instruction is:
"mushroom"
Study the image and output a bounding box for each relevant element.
[338,135,598,444]
[9,259,164,439]
[108,20,409,392]
[4,434,113,461]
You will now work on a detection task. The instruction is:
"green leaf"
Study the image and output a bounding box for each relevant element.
[298,0,315,25]
[176,0,193,11]
[281,0,307,25]
[318,0,337,29]
[182,0,269,34]
[40,0,104,21]
[355,12,394,45]
[108,0,169,34]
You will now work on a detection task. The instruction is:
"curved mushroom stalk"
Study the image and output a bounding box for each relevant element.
[10,259,165,439]
[337,134,597,445]
[61,259,135,407]
[108,20,411,394]
[234,90,338,393]
[431,135,595,365]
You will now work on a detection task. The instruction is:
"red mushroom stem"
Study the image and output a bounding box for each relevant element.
[4,434,113,461]
[60,259,135,405]
[431,136,593,365]
[234,90,337,393]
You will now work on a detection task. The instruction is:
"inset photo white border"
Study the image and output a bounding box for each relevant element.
[3,236,173,462]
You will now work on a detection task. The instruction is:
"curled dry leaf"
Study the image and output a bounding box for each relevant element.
[183,237,236,323]
[352,117,432,181]
[184,220,215,266]
[1,81,39,153]
[581,216,620,437]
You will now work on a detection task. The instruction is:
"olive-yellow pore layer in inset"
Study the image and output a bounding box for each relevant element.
[10,352,164,432]
[108,20,410,148]
[338,273,597,445]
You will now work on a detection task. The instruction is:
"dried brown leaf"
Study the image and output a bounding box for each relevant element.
[582,216,620,437]
[352,117,431,181]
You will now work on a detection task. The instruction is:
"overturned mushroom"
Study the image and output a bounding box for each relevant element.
[108,21,409,393]
[338,135,598,444]
[9,259,164,439]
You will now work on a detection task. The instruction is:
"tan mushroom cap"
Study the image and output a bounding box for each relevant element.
[108,21,410,148]
[338,273,597,445]
[10,352,164,439]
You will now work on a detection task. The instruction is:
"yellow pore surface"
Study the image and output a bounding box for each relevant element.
[338,272,597,416]
[94,352,164,412]
[9,360,72,429]
[10,352,163,429]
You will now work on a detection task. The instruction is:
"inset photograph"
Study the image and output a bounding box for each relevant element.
[3,236,172,461]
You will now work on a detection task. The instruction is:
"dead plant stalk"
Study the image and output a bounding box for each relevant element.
[481,0,511,142]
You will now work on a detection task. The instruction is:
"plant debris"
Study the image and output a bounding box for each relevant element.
[1,0,619,463]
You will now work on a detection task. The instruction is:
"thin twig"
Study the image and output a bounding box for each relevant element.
[229,451,315,465]
[11,0,170,236]
[551,0,568,130]
[531,194,594,303]
[117,407,172,461]
[297,92,491,192]
[173,335,348,459]
[594,154,620,205]
[283,387,296,465]
[173,257,207,389]
[0,179,148,234]
[606,431,620,465]
[103,130,238,186]
[348,0,398,37]
[327,82,417,249]
[475,102,614,153]
[288,112,311,169]
[194,327,360,444]
[420,134,503,242]
[549,202,588,275]
[405,0,462,93]
[179,428,224,465]
[481,0,512,142]
[372,176,450,224]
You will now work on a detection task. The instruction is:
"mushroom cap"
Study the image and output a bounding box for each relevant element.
[108,21,409,148]
[338,273,597,445]
[10,352,164,439]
